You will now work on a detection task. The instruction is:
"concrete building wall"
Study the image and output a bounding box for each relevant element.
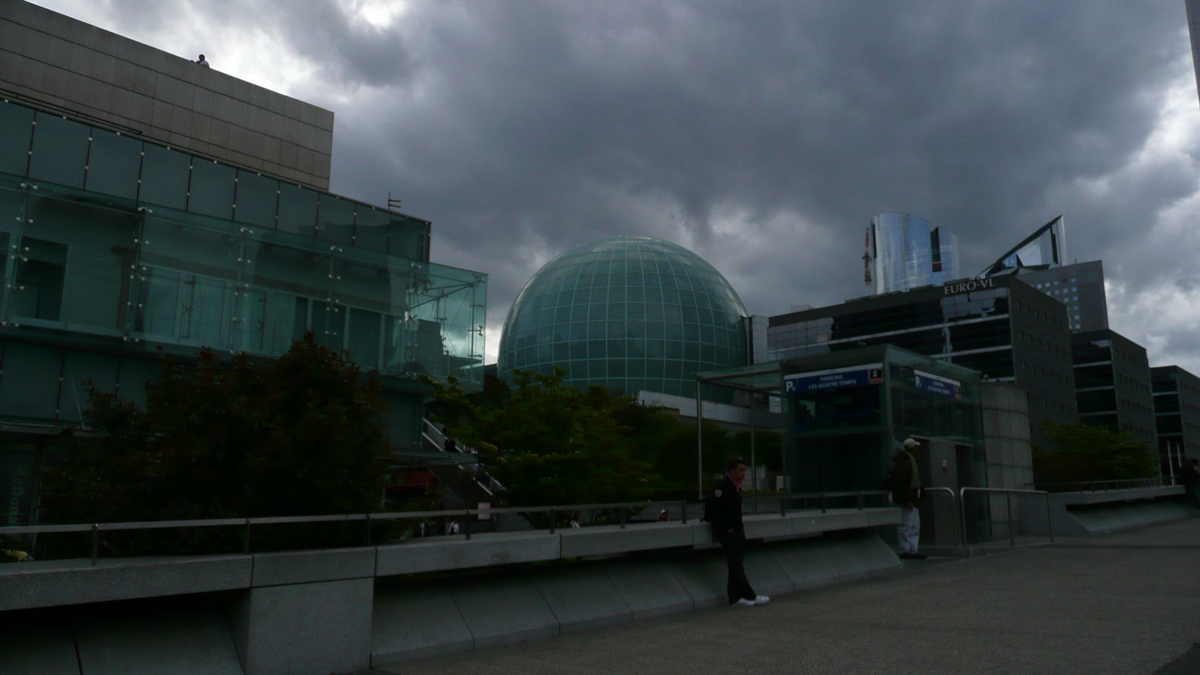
[1018,260,1108,333]
[0,0,334,189]
[1152,365,1200,471]
[1073,329,1157,455]
[1007,279,1078,451]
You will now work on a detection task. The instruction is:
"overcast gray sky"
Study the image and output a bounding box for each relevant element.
[33,0,1200,370]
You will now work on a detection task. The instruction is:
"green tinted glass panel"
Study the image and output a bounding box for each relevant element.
[498,236,745,402]
[0,342,62,419]
[85,128,141,199]
[11,237,67,321]
[188,158,235,219]
[20,191,139,332]
[0,101,34,176]
[389,215,427,260]
[348,307,382,368]
[317,195,354,245]
[277,182,317,236]
[234,170,278,228]
[353,206,389,253]
[28,112,88,188]
[139,144,190,210]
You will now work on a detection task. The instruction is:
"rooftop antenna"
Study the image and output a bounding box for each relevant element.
[387,192,402,212]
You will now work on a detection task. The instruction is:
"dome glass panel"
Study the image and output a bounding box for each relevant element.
[499,236,748,401]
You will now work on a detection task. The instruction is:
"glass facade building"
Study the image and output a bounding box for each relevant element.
[864,213,960,295]
[700,345,988,546]
[981,215,1067,276]
[0,95,488,524]
[498,237,748,401]
[0,97,485,382]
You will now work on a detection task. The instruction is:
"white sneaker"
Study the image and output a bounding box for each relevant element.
[753,595,770,605]
[734,598,756,607]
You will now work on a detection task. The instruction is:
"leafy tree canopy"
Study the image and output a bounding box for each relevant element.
[424,369,783,506]
[42,335,389,528]
[1033,421,1159,487]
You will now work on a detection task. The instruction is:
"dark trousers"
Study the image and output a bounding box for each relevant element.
[718,530,755,603]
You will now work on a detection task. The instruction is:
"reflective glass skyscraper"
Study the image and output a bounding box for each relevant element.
[499,237,748,402]
[863,213,960,294]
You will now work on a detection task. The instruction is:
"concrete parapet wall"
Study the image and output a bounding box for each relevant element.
[0,554,251,612]
[1021,486,1192,537]
[369,530,901,666]
[0,508,901,675]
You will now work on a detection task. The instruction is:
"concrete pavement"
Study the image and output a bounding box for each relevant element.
[378,517,1200,675]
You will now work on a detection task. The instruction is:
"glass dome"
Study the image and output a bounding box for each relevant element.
[498,236,748,401]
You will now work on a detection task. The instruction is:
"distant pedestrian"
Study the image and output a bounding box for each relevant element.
[707,457,769,607]
[891,438,926,559]
[447,520,460,535]
[1180,458,1200,510]
[444,435,457,453]
[658,508,669,522]
[196,54,209,67]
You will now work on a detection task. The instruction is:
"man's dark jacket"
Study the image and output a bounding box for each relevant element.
[889,449,922,505]
[708,474,743,535]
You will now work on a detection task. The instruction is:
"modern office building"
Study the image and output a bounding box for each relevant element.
[1151,365,1200,471]
[980,216,1067,277]
[0,2,487,525]
[498,236,756,404]
[1071,330,1157,452]
[862,213,960,295]
[1013,261,1108,333]
[768,274,1076,450]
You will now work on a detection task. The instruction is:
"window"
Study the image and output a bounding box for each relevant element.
[11,237,67,321]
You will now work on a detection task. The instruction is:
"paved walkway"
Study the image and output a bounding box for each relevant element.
[378,518,1200,675]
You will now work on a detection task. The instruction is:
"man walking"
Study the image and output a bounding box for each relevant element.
[709,457,770,607]
[891,438,926,560]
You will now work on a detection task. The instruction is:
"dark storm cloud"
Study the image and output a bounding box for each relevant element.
[44,0,1200,364]
[315,1,1194,317]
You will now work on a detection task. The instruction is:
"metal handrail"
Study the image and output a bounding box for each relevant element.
[922,487,960,549]
[1,491,899,564]
[960,487,1052,547]
[1026,477,1168,492]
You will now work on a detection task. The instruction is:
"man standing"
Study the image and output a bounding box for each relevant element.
[709,457,770,607]
[891,438,926,560]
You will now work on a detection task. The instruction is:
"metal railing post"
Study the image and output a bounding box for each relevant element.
[820,493,826,514]
[681,501,688,524]
[959,488,970,548]
[91,524,99,566]
[243,519,251,554]
[856,492,864,510]
[1005,492,1013,547]
[619,504,626,530]
[780,497,786,517]
[1045,493,1053,542]
[365,514,372,546]
[549,507,556,534]
[465,510,472,540]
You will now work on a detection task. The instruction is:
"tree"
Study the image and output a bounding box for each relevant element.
[424,369,657,510]
[1033,421,1159,488]
[39,335,390,554]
